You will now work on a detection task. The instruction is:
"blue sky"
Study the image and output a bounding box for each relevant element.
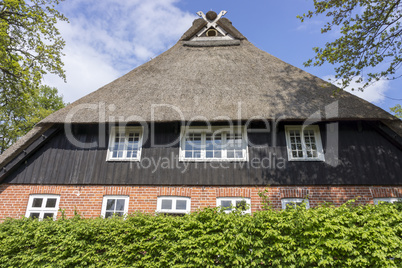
[43,0,402,114]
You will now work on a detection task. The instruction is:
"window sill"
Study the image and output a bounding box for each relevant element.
[179,158,248,162]
[156,210,189,214]
[288,158,325,162]
[106,158,141,162]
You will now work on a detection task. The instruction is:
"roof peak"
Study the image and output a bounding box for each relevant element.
[196,10,227,23]
[180,10,246,43]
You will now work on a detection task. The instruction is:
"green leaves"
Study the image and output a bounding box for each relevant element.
[0,0,67,109]
[299,0,402,92]
[390,104,402,118]
[0,85,65,153]
[0,203,401,267]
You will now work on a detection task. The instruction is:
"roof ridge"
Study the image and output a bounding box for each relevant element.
[180,11,246,41]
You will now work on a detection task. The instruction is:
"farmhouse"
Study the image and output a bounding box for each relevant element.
[0,11,401,220]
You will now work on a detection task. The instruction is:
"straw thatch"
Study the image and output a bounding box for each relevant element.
[41,38,396,124]
[1,14,401,167]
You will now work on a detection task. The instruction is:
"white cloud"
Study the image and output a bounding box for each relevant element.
[43,0,196,103]
[296,19,322,32]
[323,75,389,104]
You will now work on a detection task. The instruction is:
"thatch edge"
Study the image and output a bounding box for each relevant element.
[383,119,402,138]
[182,40,240,47]
[0,123,52,169]
[180,18,207,41]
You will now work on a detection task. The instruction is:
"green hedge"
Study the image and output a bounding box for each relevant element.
[0,201,401,267]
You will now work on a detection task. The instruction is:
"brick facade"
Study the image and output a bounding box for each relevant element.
[0,184,401,220]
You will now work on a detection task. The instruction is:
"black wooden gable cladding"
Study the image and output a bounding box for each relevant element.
[3,122,402,186]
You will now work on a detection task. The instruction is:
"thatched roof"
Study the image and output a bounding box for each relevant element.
[40,15,396,124]
[1,11,401,167]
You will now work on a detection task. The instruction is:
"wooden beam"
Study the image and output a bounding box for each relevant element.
[0,127,60,183]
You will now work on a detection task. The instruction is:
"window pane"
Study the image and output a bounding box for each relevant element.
[112,132,125,158]
[46,198,57,208]
[115,199,125,211]
[161,199,172,210]
[289,129,303,158]
[294,201,303,207]
[115,212,124,217]
[284,201,303,209]
[206,134,214,150]
[221,200,232,210]
[304,129,318,158]
[106,199,116,211]
[126,132,140,158]
[30,213,40,219]
[105,212,113,218]
[284,202,293,209]
[206,133,222,159]
[43,213,54,219]
[176,200,187,210]
[206,151,213,158]
[184,133,201,158]
[226,133,243,158]
[32,198,43,208]
[236,200,247,211]
[235,151,243,158]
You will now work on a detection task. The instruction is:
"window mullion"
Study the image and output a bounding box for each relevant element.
[201,132,206,159]
[313,129,321,159]
[222,132,227,159]
[123,130,129,160]
[241,128,246,157]
[300,129,307,159]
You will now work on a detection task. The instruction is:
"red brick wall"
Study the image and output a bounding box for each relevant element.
[0,184,401,220]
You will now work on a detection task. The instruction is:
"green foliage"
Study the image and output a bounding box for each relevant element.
[394,199,402,212]
[0,0,67,100]
[390,104,402,119]
[298,0,402,91]
[0,85,65,153]
[1,203,401,267]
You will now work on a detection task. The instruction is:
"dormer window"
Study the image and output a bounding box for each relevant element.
[107,126,143,161]
[180,126,248,161]
[285,125,324,161]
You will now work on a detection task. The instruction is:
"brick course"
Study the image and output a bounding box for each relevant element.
[0,184,401,220]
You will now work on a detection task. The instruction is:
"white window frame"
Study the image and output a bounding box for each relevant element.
[106,126,144,161]
[25,194,60,220]
[216,197,251,214]
[156,196,191,214]
[373,197,400,205]
[101,195,129,218]
[179,125,248,161]
[281,198,310,210]
[285,125,325,161]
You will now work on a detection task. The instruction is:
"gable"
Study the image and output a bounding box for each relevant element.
[2,122,401,186]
